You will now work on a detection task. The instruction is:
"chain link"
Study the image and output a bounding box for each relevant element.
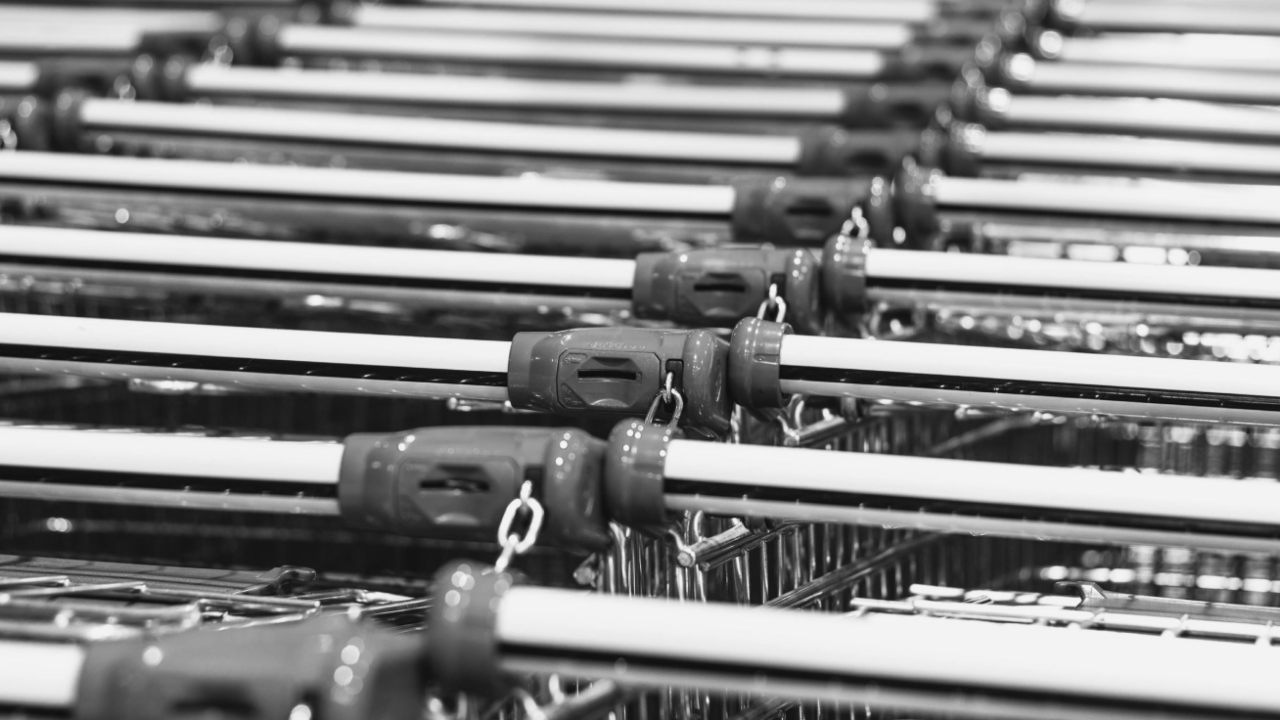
[494,480,545,572]
[755,282,789,324]
[0,119,17,152]
[840,205,871,241]
[644,371,685,426]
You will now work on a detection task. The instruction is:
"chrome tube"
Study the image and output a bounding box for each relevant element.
[0,313,512,401]
[776,332,1280,425]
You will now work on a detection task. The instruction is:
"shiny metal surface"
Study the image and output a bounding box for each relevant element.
[780,333,1280,424]
[78,99,805,164]
[999,95,1280,140]
[1014,57,1280,102]
[0,224,637,291]
[0,152,738,215]
[0,640,83,708]
[183,65,849,118]
[934,175,1280,224]
[7,3,1280,718]
[0,424,344,483]
[0,312,513,401]
[0,480,342,515]
[0,60,36,90]
[866,247,1280,301]
[276,26,888,79]
[663,438,1280,553]
[980,131,1280,175]
[1054,33,1280,72]
[495,586,1280,716]
[350,7,915,49]
[416,0,937,22]
[1065,1,1280,34]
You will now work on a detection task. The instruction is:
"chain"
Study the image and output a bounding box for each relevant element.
[840,205,871,242]
[755,282,788,324]
[494,480,545,572]
[644,371,685,427]
[754,206,871,324]
[753,205,871,325]
[0,119,16,152]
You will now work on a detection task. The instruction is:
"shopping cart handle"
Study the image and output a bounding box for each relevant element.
[338,426,611,550]
[881,43,975,81]
[76,613,423,720]
[729,175,871,247]
[839,82,954,128]
[949,72,1009,129]
[602,420,682,531]
[917,118,985,177]
[633,246,823,334]
[508,326,732,436]
[727,318,793,411]
[427,565,630,718]
[797,126,923,177]
[427,561,520,697]
[879,157,943,248]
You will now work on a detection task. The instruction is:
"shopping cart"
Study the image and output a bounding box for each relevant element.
[0,1,1278,718]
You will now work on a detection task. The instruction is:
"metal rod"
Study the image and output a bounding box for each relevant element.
[0,597,200,627]
[492,586,1280,718]
[933,174,1280,225]
[0,619,137,643]
[0,59,36,91]
[0,225,637,300]
[403,0,938,22]
[1008,56,1280,103]
[275,26,889,80]
[0,0,288,5]
[858,586,1280,642]
[0,481,341,515]
[0,5,223,29]
[977,130,1280,177]
[0,8,221,55]
[1050,33,1280,73]
[993,94,1280,141]
[767,533,938,608]
[0,425,343,483]
[76,99,804,165]
[0,640,83,709]
[182,65,850,119]
[0,22,149,55]
[864,246,1280,306]
[776,332,1280,425]
[965,220,1280,269]
[677,521,794,570]
[349,7,915,50]
[1087,0,1280,6]
[0,312,512,401]
[1058,1,1280,34]
[0,152,737,216]
[661,439,1280,553]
